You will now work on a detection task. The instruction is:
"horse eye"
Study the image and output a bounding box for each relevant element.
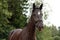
[38,12,40,15]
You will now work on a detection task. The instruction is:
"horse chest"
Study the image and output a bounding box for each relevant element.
[18,27,36,40]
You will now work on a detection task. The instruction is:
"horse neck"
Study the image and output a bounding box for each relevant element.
[26,16,36,40]
[26,13,36,34]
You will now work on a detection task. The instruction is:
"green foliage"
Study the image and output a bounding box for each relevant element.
[36,25,60,40]
[58,27,60,36]
[51,25,58,37]
[36,25,52,40]
[0,0,28,40]
[53,36,60,40]
[7,0,28,28]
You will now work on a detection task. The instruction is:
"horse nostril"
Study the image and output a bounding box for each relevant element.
[38,26,44,31]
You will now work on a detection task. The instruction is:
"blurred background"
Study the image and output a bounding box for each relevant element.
[0,0,60,40]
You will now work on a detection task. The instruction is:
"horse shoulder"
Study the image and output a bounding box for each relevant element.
[9,29,22,40]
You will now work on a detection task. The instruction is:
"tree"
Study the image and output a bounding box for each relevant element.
[36,25,53,40]
[7,0,28,28]
[58,27,60,36]
[51,25,58,37]
[0,0,28,40]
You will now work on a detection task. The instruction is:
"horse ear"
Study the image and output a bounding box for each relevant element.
[33,3,35,11]
[39,4,43,10]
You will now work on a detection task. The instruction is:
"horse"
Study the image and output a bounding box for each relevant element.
[8,3,43,40]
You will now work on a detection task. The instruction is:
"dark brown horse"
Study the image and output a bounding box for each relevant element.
[8,3,43,40]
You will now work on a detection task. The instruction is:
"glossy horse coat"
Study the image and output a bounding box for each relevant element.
[8,3,43,40]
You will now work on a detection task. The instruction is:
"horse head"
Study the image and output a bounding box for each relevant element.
[32,3,43,31]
